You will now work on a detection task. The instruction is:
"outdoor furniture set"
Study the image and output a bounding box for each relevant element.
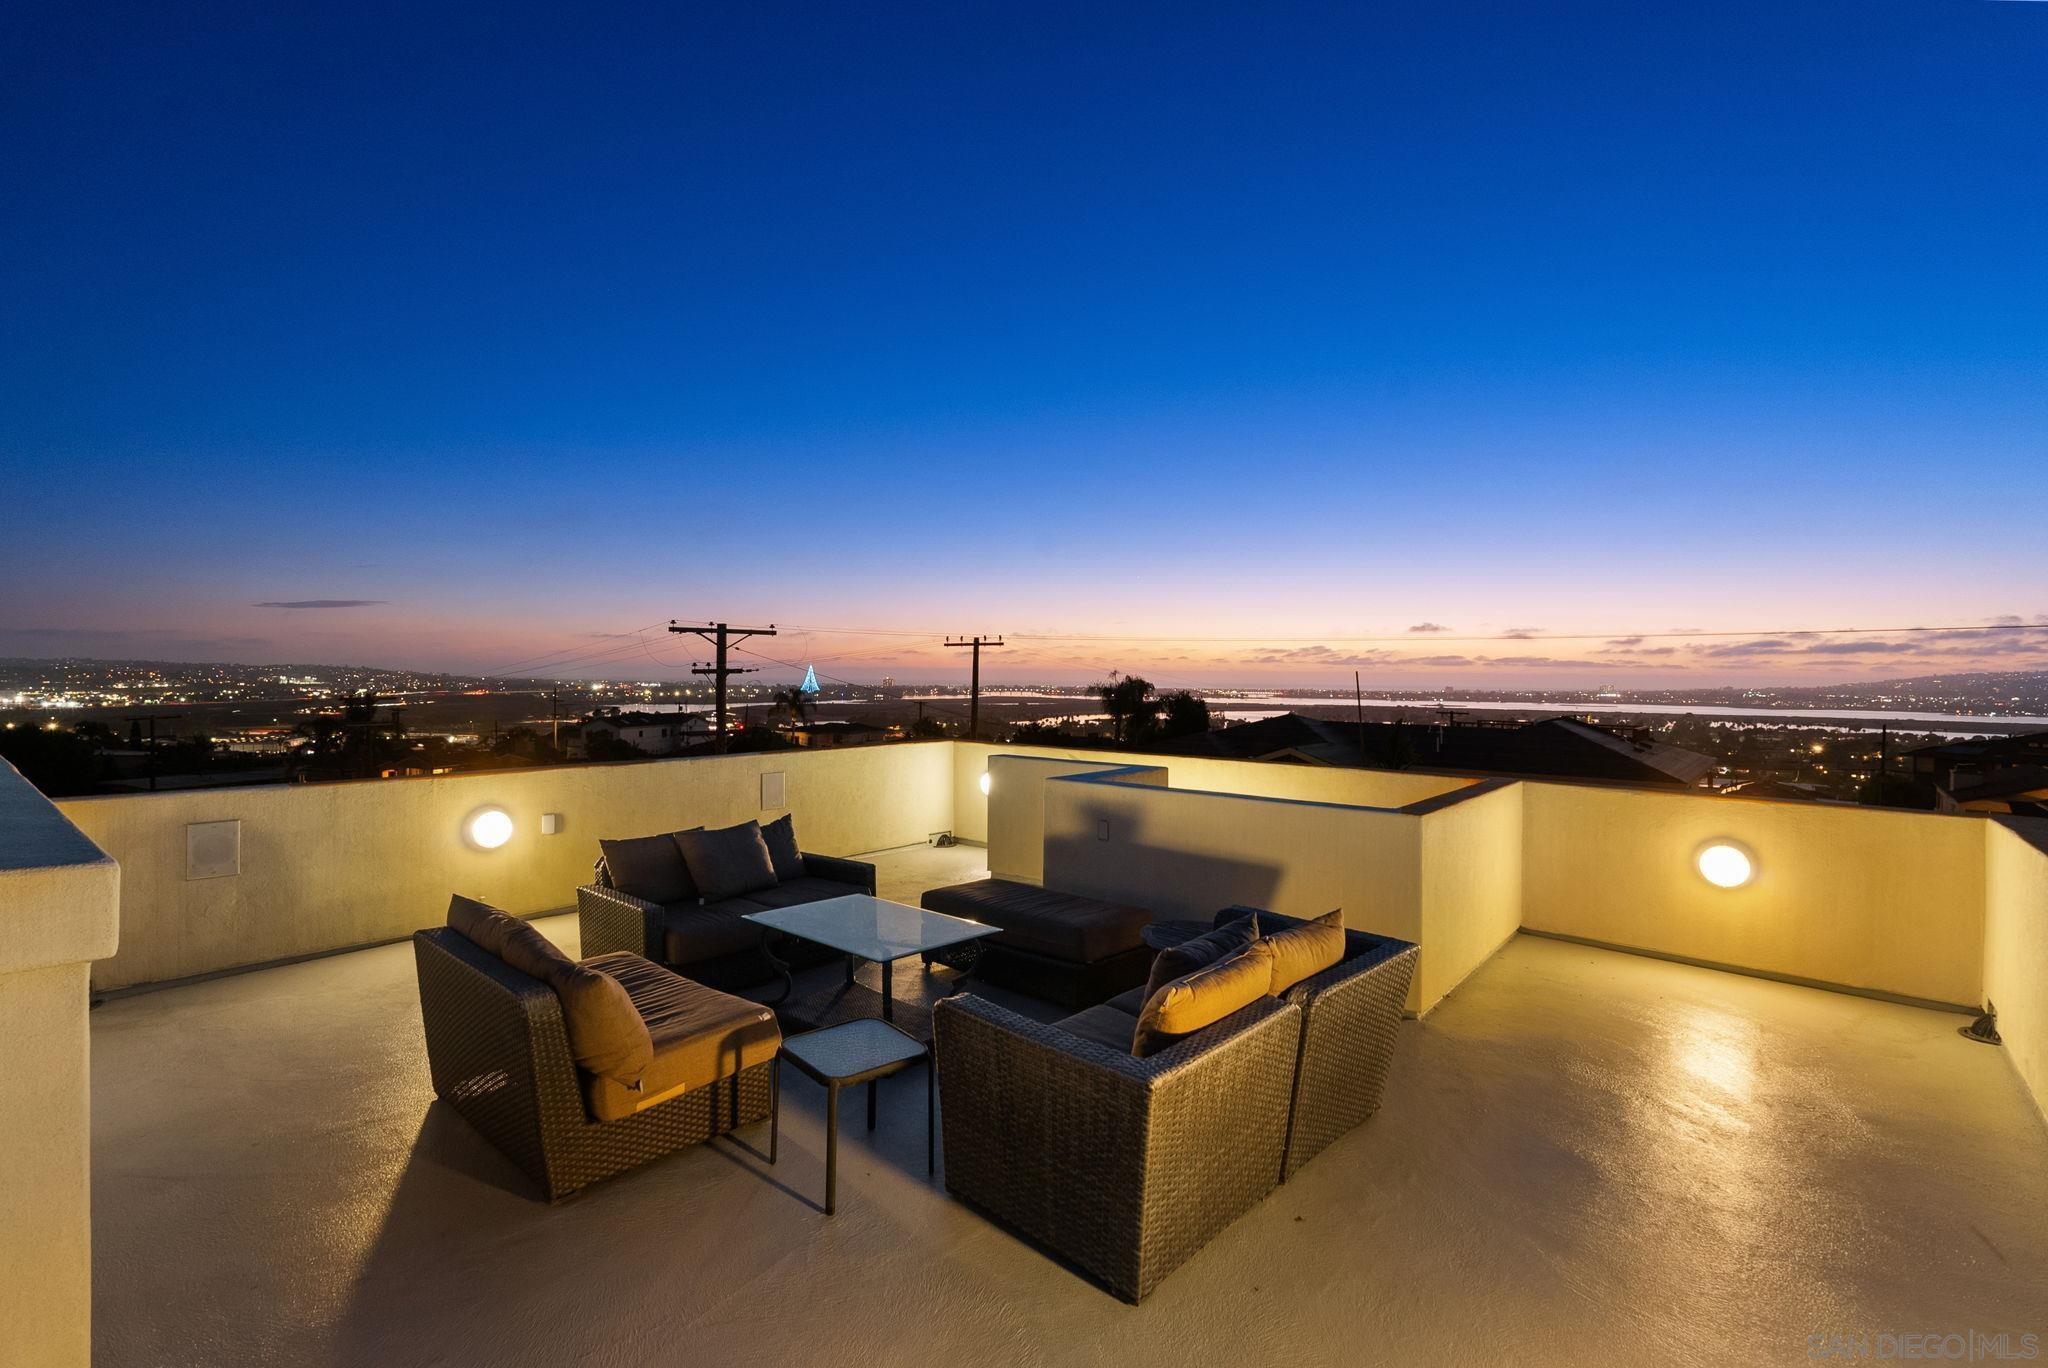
[413,813,1417,1301]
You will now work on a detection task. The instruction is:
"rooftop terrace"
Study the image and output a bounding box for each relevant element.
[90,857,2047,1365]
[3,739,2045,1363]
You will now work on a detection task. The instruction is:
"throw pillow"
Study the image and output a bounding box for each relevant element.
[675,821,779,903]
[1264,909,1347,994]
[1132,941,1276,1057]
[445,895,651,1086]
[551,961,654,1085]
[759,813,804,883]
[447,893,521,957]
[600,831,698,903]
[1142,911,1260,1006]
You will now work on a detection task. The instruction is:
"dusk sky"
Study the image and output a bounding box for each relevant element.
[3,2,2044,690]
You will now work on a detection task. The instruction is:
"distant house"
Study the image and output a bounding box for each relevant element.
[576,709,710,757]
[789,720,889,750]
[1936,767,2048,818]
[1904,731,2048,801]
[1156,711,1717,788]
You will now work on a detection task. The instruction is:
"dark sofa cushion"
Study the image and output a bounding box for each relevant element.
[1102,985,1149,1017]
[1055,1003,1144,1054]
[676,822,778,903]
[759,814,805,883]
[745,876,864,910]
[920,879,1150,964]
[1143,912,1260,1006]
[600,832,698,903]
[662,901,768,965]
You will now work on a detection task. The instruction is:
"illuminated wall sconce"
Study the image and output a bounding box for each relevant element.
[979,771,993,796]
[1695,840,1754,889]
[465,805,515,850]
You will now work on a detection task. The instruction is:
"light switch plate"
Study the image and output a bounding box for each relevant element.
[186,820,241,880]
[761,772,786,809]
[1097,819,1111,841]
[541,812,562,836]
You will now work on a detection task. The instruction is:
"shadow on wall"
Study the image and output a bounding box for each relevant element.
[1043,798,1284,920]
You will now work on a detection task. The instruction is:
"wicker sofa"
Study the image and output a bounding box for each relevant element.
[934,992,1303,1302]
[414,923,779,1201]
[1086,907,1419,1180]
[578,845,876,990]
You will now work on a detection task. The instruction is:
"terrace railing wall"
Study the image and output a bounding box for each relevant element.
[0,758,119,1367]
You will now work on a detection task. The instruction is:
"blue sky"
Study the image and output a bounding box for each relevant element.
[2,2,2043,686]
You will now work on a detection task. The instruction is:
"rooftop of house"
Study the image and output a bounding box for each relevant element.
[1160,711,1718,787]
[85,841,2048,1365]
[7,738,2046,1363]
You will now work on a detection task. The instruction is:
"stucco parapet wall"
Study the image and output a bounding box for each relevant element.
[1046,764,1420,817]
[1996,815,2048,861]
[0,760,119,975]
[1398,776,1514,816]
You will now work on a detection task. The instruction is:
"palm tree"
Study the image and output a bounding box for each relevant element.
[772,687,813,732]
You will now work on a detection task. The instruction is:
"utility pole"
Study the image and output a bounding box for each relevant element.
[944,636,1004,740]
[671,621,776,752]
[123,713,183,793]
[1354,670,1366,770]
[548,687,561,754]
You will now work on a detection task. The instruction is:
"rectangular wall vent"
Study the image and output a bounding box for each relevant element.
[185,820,241,880]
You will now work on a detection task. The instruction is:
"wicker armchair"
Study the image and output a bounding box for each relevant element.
[934,992,1302,1302]
[1210,908,1419,1179]
[577,851,875,988]
[413,928,772,1200]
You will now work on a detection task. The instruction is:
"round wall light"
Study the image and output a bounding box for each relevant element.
[979,771,993,796]
[466,805,515,851]
[1696,840,1754,889]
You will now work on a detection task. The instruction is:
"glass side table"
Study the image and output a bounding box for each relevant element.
[776,1017,932,1215]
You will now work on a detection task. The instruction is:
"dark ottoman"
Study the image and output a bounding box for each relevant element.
[921,879,1154,1009]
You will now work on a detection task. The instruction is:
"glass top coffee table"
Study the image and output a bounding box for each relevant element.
[744,894,999,1040]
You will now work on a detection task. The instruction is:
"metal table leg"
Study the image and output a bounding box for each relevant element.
[825,1083,839,1215]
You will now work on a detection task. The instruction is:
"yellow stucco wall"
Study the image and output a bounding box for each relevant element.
[60,743,956,990]
[950,740,1472,845]
[0,759,120,1367]
[984,755,1166,883]
[1984,822,2048,1126]
[1521,781,1987,1008]
[1039,775,1429,1007]
[1417,782,1524,1009]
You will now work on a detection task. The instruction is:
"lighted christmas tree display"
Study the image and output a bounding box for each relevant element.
[800,665,820,695]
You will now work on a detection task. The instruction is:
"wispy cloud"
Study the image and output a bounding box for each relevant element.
[253,599,388,609]
[1407,622,1451,634]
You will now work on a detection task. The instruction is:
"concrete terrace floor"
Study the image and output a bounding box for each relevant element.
[91,845,2048,1368]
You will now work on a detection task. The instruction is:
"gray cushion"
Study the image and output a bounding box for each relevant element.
[1143,912,1260,1005]
[919,879,1151,963]
[745,876,864,910]
[1102,985,1149,1017]
[759,814,804,882]
[1054,1003,1142,1054]
[600,832,697,903]
[676,822,778,903]
[662,902,767,965]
